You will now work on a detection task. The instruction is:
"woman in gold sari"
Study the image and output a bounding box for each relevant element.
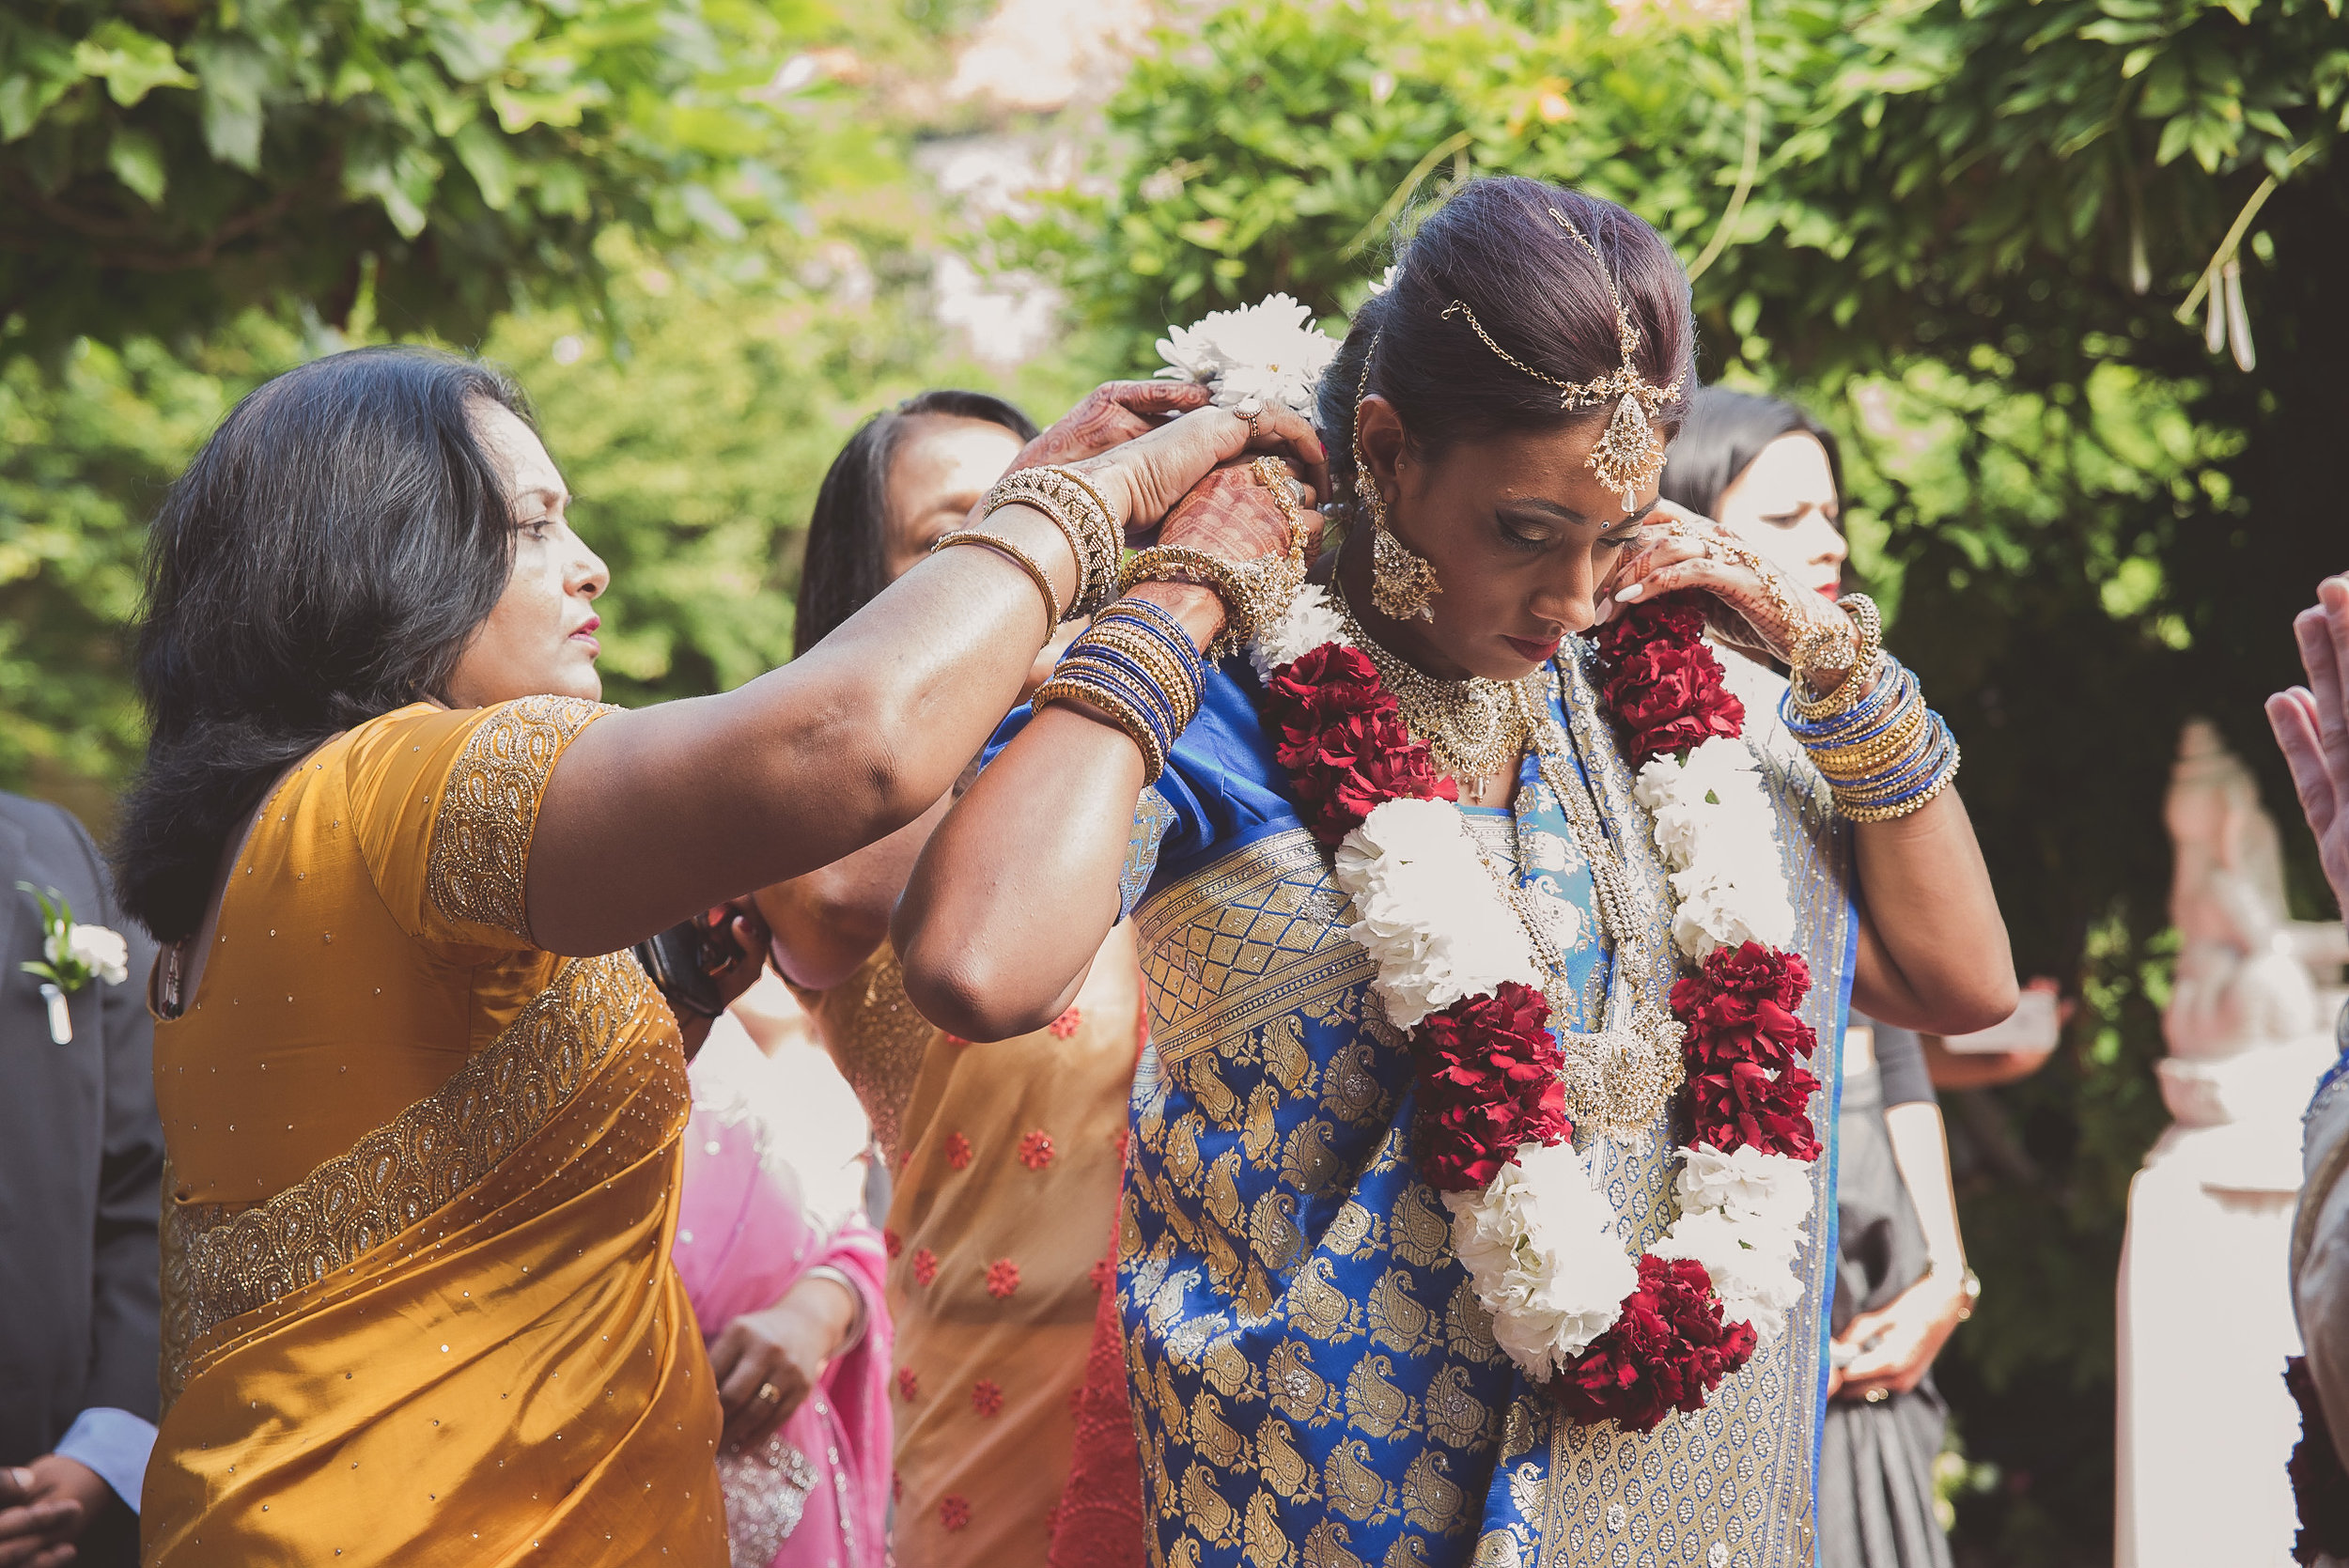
[114,347,1326,1565]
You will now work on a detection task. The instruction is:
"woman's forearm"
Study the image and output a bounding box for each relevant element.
[894,703,1145,1040]
[1848,789,2017,1034]
[1882,1100,1966,1279]
[527,505,1071,955]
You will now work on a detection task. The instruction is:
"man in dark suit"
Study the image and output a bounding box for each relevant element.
[0,791,161,1568]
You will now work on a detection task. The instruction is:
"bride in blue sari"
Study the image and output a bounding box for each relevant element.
[897,178,2015,1568]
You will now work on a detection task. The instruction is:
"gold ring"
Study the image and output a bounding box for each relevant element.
[754,1381,782,1405]
[1862,1386,1889,1405]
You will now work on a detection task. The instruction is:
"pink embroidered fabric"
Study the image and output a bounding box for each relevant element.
[674,1033,893,1568]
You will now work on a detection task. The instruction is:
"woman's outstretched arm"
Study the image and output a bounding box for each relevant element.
[894,464,1316,1041]
[526,393,1327,956]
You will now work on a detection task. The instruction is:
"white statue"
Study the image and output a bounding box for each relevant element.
[2117,719,2348,1568]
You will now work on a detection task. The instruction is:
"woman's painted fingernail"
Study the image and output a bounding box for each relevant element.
[1615,582,1645,603]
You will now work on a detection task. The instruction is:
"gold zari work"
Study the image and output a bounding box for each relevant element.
[159,950,657,1402]
[423,692,611,939]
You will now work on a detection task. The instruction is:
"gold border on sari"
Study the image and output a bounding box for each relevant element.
[1135,828,1376,1070]
[159,950,661,1406]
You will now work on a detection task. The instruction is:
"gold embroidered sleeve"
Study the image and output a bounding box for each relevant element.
[421,694,614,943]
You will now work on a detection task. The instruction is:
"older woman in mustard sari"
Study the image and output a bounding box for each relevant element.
[116,347,1326,1566]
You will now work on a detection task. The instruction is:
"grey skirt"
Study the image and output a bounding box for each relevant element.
[1815,1057,1953,1568]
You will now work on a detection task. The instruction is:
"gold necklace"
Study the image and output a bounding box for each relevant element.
[1335,582,1535,790]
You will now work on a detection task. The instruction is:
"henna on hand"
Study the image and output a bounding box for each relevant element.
[1159,458,1321,564]
[1008,380,1214,474]
[1605,501,1864,693]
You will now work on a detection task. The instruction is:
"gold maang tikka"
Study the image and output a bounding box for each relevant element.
[1439,208,1687,509]
[1351,332,1441,623]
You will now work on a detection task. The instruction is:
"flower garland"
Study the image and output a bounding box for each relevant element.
[1252,584,1824,1432]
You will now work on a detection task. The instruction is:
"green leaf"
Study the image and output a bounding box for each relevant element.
[107,124,166,204]
[70,22,195,108]
[453,119,516,210]
[187,33,271,171]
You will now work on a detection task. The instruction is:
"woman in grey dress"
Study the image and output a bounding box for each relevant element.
[1661,387,1980,1568]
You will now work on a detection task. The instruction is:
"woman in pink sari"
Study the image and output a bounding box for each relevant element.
[669,961,893,1568]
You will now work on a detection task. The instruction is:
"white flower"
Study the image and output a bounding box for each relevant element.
[1155,294,1341,416]
[1675,1144,1813,1231]
[1447,1140,1639,1374]
[61,924,130,986]
[1248,582,1352,680]
[1333,798,1539,1029]
[1366,263,1403,297]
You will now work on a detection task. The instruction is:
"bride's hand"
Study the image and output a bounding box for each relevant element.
[1159,457,1322,564]
[1604,500,1865,691]
[1072,401,1329,542]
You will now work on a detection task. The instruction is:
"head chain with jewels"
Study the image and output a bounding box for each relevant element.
[1439,207,1687,510]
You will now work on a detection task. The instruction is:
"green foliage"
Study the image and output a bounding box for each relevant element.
[1015,0,2344,1557]
[0,0,849,355]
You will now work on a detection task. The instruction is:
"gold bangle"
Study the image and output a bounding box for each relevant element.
[1072,623,1200,730]
[985,468,1121,616]
[931,529,1063,628]
[1034,675,1167,783]
[1791,594,1886,721]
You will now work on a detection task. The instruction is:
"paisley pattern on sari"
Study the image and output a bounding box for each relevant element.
[1098,639,1854,1568]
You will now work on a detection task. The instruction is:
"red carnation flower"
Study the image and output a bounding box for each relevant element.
[972,1379,1004,1418]
[1594,594,1746,766]
[1408,982,1573,1191]
[1549,1255,1758,1433]
[1266,644,1455,841]
[1685,1059,1824,1160]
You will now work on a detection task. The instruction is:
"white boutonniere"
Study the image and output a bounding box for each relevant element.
[18,882,129,1044]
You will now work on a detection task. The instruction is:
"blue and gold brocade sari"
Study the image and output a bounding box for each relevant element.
[1003,638,1854,1568]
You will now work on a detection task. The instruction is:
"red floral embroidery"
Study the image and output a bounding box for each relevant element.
[986,1258,1021,1298]
[1115,1127,1131,1163]
[896,1367,919,1402]
[944,1033,972,1049]
[1048,1005,1082,1038]
[939,1495,972,1531]
[882,1228,902,1260]
[893,1468,904,1503]
[1018,1129,1055,1170]
[971,1379,1004,1418]
[1089,1255,1116,1292]
[944,1132,973,1171]
[912,1249,939,1286]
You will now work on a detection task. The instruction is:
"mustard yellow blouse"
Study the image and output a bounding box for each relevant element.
[144,696,726,1568]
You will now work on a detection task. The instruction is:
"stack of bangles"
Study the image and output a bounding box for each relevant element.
[1031,598,1207,784]
[1781,594,1962,822]
[929,463,1127,624]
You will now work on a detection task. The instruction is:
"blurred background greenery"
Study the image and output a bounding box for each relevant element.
[3,0,2341,1558]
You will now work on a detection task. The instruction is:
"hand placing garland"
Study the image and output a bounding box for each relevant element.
[1252,584,1824,1433]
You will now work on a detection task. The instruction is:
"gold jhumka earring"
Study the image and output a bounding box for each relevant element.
[1439,208,1687,510]
[1352,334,1440,623]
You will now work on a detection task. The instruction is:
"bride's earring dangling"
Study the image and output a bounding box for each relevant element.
[1355,406,1439,623]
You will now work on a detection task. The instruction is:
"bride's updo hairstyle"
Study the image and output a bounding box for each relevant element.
[1319,177,1696,511]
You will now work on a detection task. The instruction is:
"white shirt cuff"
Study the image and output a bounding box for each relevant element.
[54,1407,155,1514]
